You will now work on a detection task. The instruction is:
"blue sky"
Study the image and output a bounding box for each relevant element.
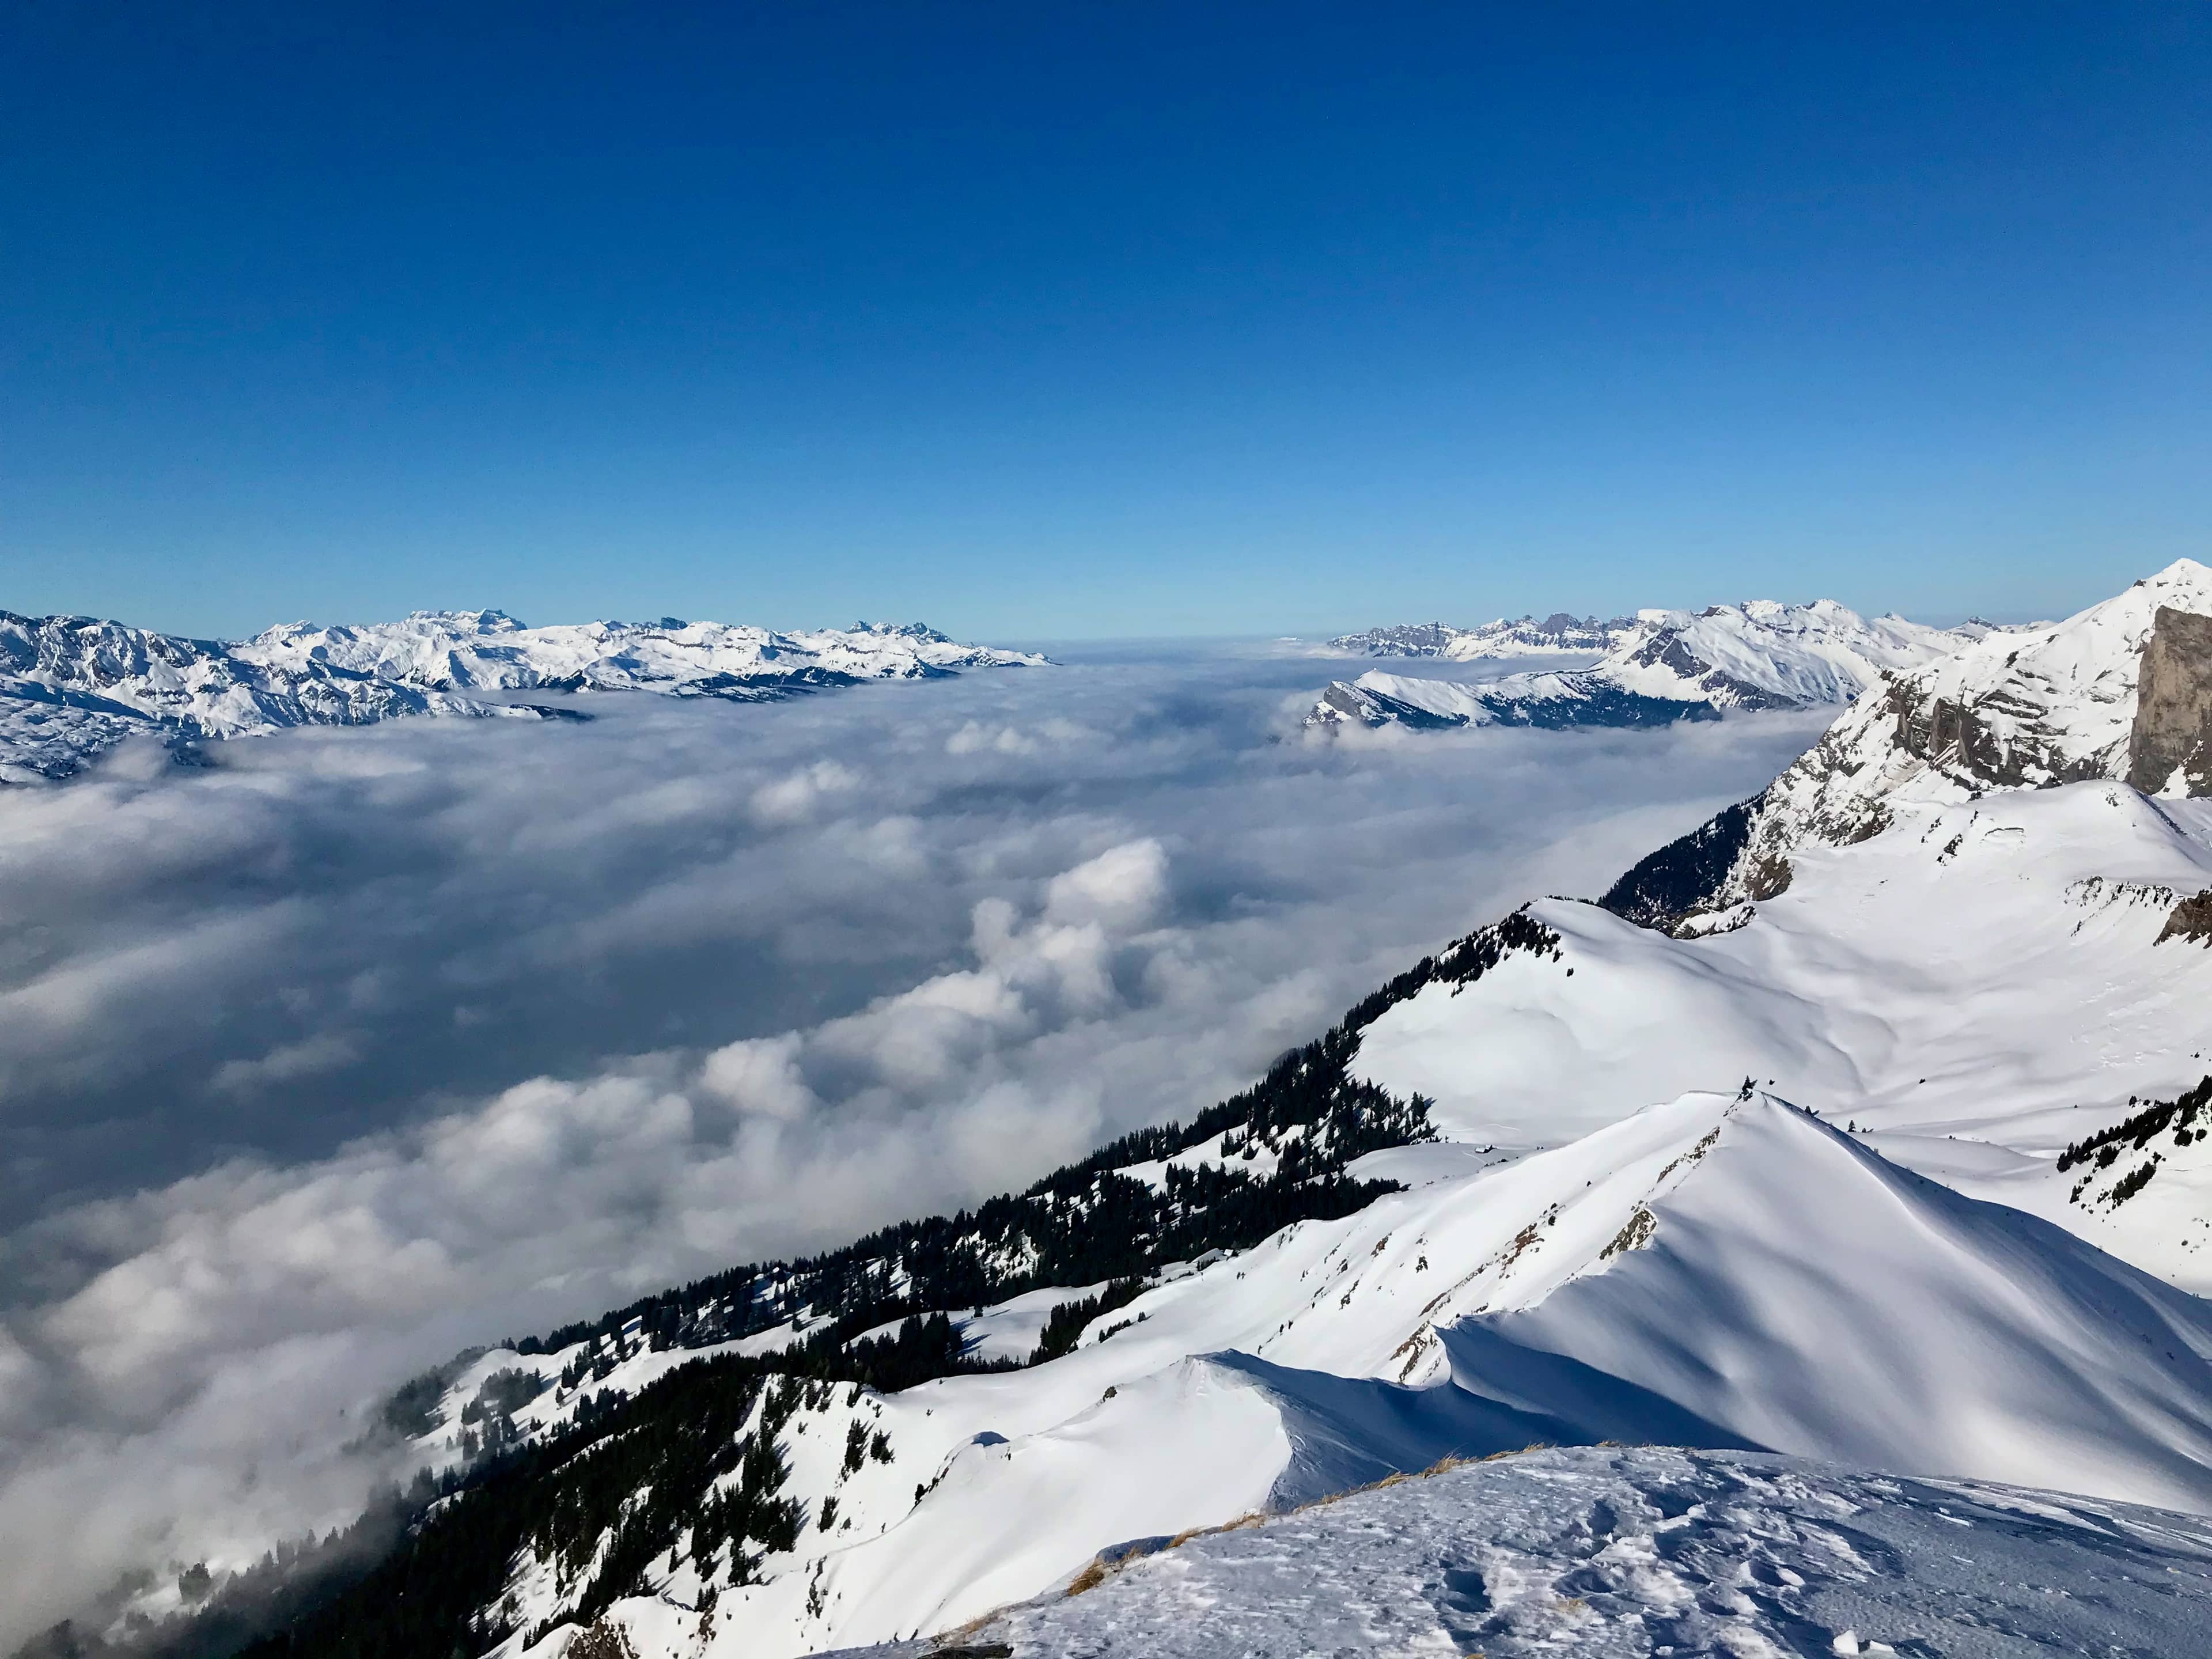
[5,2,2208,639]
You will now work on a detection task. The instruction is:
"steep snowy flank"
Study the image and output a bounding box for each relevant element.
[853,1444,2212,1659]
[1364,783,2212,1290]
[1305,598,1993,733]
[1325,613,1633,659]
[1619,557,2212,927]
[351,1093,2212,1659]
[0,609,1046,781]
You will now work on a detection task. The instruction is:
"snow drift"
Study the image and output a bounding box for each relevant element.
[845,1444,2212,1659]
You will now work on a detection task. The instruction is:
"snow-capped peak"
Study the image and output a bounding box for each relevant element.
[0,607,1048,782]
[1306,596,1992,733]
[1636,558,2212,923]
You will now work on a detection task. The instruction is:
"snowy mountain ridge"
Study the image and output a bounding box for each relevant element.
[1306,597,2006,733]
[324,1088,2212,1659]
[1324,612,1634,659]
[1605,556,2212,930]
[0,608,1046,781]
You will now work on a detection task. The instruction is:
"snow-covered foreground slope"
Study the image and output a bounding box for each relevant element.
[486,1094,2212,1658]
[0,608,1044,780]
[1306,599,1996,733]
[834,1444,2212,1659]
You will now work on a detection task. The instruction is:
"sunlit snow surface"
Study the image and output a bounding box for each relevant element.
[832,1445,2212,1658]
[1353,783,2212,1292]
[487,1097,2212,1659]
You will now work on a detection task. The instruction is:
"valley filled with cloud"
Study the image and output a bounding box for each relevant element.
[0,646,1823,1645]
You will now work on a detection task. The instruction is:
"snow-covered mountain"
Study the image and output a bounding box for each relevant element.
[1306,598,2003,732]
[1325,612,1634,659]
[70,562,2212,1659]
[1604,557,2212,927]
[0,609,1046,781]
[313,1087,2212,1659]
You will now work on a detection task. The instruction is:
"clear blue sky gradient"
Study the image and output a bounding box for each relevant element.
[5,3,2209,639]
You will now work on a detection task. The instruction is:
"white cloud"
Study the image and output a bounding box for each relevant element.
[211,1032,362,1094]
[751,759,861,823]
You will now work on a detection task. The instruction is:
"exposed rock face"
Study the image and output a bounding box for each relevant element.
[2127,607,2212,797]
[2158,889,2212,947]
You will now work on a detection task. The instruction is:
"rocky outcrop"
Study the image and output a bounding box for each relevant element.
[2126,607,2212,797]
[2157,889,2212,947]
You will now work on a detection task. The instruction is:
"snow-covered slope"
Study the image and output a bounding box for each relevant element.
[1627,558,2212,921]
[1306,599,1997,733]
[1325,613,1633,659]
[0,608,1045,780]
[846,1444,2212,1659]
[1358,787,2212,1291]
[477,1093,2212,1659]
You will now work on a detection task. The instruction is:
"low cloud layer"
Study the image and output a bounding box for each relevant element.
[0,643,1824,1646]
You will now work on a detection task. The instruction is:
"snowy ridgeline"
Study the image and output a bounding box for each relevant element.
[1305,596,2014,732]
[1322,613,1637,659]
[0,608,1046,780]
[831,1445,2212,1659]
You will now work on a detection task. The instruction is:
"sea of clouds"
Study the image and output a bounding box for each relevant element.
[0,640,1827,1647]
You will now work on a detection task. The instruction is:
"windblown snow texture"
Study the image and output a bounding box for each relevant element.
[836,1445,2212,1659]
[285,1093,2212,1659]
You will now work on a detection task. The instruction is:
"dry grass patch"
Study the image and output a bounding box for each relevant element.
[1063,1558,1114,1597]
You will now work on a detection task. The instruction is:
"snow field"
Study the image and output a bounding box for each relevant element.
[1354,782,2212,1290]
[834,1445,2212,1658]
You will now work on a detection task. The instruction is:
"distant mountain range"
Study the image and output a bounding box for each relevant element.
[1324,612,1634,658]
[1306,598,2015,732]
[0,609,1046,782]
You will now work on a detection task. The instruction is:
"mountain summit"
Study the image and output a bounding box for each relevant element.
[1604,556,2212,930]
